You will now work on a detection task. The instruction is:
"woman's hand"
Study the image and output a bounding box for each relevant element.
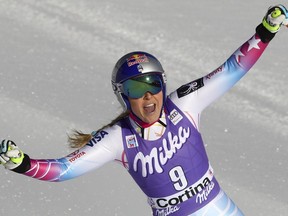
[0,140,24,170]
[263,5,288,33]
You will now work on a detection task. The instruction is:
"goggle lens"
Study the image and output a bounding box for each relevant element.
[121,74,163,99]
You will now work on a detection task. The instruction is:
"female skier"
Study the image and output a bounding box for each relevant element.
[1,5,287,216]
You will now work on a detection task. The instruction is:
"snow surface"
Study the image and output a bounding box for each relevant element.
[0,0,287,215]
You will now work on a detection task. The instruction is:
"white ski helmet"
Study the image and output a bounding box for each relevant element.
[111,51,167,111]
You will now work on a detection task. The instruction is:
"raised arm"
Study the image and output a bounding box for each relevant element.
[171,5,287,114]
[0,128,122,182]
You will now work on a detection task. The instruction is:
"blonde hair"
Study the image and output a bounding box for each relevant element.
[68,111,130,148]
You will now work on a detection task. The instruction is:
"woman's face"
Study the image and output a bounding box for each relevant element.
[129,91,163,124]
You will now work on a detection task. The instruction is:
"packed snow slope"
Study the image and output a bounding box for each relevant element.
[0,0,287,215]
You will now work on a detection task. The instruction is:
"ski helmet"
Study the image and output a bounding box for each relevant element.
[111,51,167,111]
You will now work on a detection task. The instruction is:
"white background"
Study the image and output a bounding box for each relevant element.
[0,0,287,215]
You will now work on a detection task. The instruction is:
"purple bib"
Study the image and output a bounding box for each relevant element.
[121,98,220,215]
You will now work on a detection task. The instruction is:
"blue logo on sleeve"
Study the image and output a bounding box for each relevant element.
[86,130,109,147]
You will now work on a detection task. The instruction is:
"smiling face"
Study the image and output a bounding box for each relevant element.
[128,90,163,124]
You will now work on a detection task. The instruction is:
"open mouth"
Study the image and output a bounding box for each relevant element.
[144,104,156,114]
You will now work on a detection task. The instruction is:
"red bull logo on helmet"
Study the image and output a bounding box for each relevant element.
[127,54,149,67]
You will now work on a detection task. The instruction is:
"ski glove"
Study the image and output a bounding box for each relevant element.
[0,140,24,170]
[263,4,288,33]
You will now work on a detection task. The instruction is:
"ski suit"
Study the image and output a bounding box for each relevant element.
[14,32,270,215]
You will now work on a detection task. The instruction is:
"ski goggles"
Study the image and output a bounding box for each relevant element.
[119,74,164,99]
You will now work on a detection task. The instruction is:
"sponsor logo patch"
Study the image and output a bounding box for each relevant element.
[67,150,86,163]
[176,78,204,98]
[127,54,149,67]
[168,109,183,125]
[126,135,139,148]
[86,130,109,147]
[205,66,223,80]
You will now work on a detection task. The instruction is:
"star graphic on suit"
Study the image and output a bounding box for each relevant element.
[234,48,245,64]
[247,36,261,52]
